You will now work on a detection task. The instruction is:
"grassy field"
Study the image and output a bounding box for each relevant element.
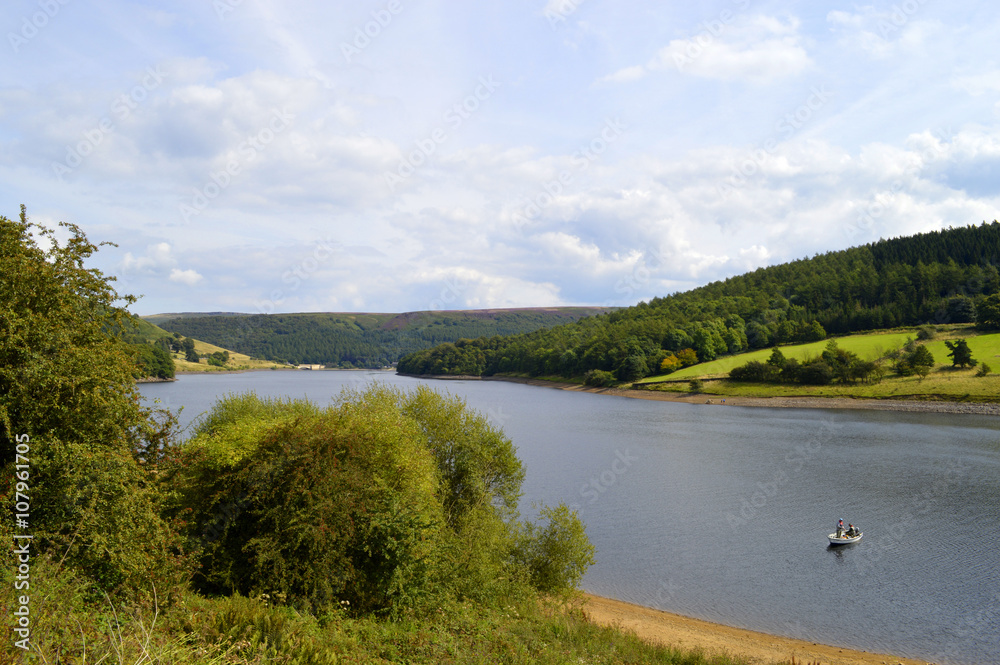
[637,326,1000,401]
[171,337,291,373]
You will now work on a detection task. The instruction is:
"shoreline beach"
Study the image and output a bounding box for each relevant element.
[480,375,1000,416]
[579,593,929,665]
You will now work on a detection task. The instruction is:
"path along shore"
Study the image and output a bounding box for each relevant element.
[580,593,930,665]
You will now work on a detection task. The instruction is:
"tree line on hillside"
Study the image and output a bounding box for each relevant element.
[154,309,603,367]
[399,222,1000,382]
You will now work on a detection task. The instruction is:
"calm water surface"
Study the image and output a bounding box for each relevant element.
[140,371,1000,664]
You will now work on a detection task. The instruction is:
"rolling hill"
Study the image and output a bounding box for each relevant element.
[146,307,612,368]
[397,222,1000,382]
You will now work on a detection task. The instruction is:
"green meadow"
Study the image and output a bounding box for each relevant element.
[637,326,1000,401]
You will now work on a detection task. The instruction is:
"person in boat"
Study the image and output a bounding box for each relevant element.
[836,519,845,538]
[846,523,858,537]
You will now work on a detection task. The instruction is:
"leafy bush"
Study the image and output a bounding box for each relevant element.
[584,369,617,387]
[516,505,595,596]
[798,361,834,385]
[728,360,780,383]
[165,385,593,617]
[165,389,443,616]
[0,207,185,597]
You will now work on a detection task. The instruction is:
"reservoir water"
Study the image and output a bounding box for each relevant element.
[140,370,1000,664]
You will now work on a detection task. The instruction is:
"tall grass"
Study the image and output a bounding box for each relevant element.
[3,556,772,665]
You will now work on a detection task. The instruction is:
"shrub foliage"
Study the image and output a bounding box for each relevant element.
[0,207,183,596]
[164,386,593,617]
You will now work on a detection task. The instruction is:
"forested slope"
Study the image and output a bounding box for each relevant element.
[148,307,609,367]
[398,222,1000,381]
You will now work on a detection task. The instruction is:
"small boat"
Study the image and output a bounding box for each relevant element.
[828,531,863,545]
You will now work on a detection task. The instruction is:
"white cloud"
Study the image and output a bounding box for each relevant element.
[4,1,1000,315]
[121,242,175,273]
[169,268,204,286]
[604,15,811,84]
[954,71,1000,97]
[826,7,941,59]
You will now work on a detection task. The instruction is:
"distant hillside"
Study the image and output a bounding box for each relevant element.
[126,315,176,343]
[147,307,611,368]
[398,222,1000,381]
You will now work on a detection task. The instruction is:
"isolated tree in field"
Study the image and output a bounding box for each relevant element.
[944,339,977,368]
[909,344,935,369]
[897,343,935,377]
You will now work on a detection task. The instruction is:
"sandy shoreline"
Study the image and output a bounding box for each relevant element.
[579,593,928,665]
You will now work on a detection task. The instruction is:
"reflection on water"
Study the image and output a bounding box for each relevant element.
[141,371,1000,665]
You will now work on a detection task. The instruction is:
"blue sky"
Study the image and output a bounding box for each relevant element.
[3,0,999,315]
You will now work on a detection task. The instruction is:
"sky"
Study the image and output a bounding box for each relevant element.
[3,0,1000,316]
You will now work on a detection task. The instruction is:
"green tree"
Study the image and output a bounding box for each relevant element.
[977,293,1000,330]
[909,344,935,369]
[617,354,649,381]
[803,320,827,342]
[766,347,787,369]
[0,206,182,596]
[207,350,230,368]
[945,295,977,323]
[398,385,524,526]
[745,320,770,348]
[515,504,595,596]
[675,348,698,367]
[135,342,176,379]
[798,361,834,385]
[944,339,977,368]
